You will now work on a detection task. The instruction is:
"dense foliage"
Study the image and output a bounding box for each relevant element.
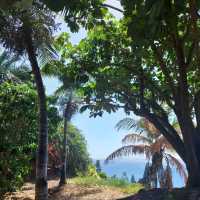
[41,0,106,32]
[48,123,91,177]
[0,82,37,194]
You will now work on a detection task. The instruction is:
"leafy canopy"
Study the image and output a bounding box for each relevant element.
[42,0,107,32]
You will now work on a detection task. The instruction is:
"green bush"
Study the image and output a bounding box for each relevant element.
[50,123,91,177]
[0,82,62,195]
[98,172,107,179]
[87,164,100,178]
[0,82,37,195]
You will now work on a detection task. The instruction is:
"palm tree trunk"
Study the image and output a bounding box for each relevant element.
[59,91,73,185]
[24,27,48,200]
[59,106,68,185]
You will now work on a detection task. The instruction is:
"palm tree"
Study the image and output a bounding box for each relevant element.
[0,51,18,83]
[105,118,187,189]
[0,4,57,199]
[57,91,79,185]
[42,49,81,185]
[0,51,31,83]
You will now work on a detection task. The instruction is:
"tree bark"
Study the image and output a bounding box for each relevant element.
[147,110,200,187]
[175,110,200,187]
[175,48,200,187]
[145,114,186,163]
[24,27,48,200]
[59,106,68,185]
[154,32,200,187]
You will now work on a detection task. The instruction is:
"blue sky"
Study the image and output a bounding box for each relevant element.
[43,0,141,159]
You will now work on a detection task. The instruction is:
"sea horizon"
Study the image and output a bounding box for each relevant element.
[93,158,185,188]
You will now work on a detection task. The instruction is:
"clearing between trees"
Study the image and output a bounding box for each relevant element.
[4,178,200,200]
[3,178,135,200]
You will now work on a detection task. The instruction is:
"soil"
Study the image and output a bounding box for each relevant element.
[4,179,200,200]
[3,179,127,200]
[118,188,200,200]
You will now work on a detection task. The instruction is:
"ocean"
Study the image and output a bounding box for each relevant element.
[96,158,185,188]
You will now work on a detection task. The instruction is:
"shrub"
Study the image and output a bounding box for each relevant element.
[98,172,107,179]
[87,164,100,178]
[0,82,37,195]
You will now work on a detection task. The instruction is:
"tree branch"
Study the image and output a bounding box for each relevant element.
[119,91,186,162]
[146,113,186,163]
[194,91,200,132]
[186,41,195,66]
[189,0,199,27]
[152,44,176,98]
[188,0,200,68]
[101,3,123,13]
[139,65,145,110]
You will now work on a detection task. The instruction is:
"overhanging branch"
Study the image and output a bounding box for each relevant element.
[146,113,186,162]
[101,3,123,13]
[119,91,186,162]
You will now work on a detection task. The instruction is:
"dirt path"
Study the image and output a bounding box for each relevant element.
[3,179,128,200]
[5,180,200,200]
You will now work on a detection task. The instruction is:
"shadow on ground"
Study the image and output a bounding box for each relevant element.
[117,188,200,200]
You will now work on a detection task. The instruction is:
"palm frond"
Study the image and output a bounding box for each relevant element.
[115,117,142,131]
[140,118,160,138]
[150,136,172,154]
[38,43,58,67]
[10,65,32,82]
[41,60,63,77]
[0,51,19,72]
[105,144,151,163]
[57,90,80,119]
[122,133,151,145]
[165,153,187,184]
[54,85,66,97]
[0,51,31,83]
[0,51,7,66]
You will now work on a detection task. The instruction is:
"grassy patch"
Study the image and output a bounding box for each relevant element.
[70,176,143,194]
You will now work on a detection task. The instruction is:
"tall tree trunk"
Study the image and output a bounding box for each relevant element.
[59,106,68,185]
[176,59,200,187]
[24,27,48,200]
[59,91,73,185]
[178,116,200,188]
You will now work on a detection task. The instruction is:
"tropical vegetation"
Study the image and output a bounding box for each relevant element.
[106,118,187,189]
[1,0,200,200]
[0,82,37,195]
[60,2,200,188]
[0,79,90,196]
